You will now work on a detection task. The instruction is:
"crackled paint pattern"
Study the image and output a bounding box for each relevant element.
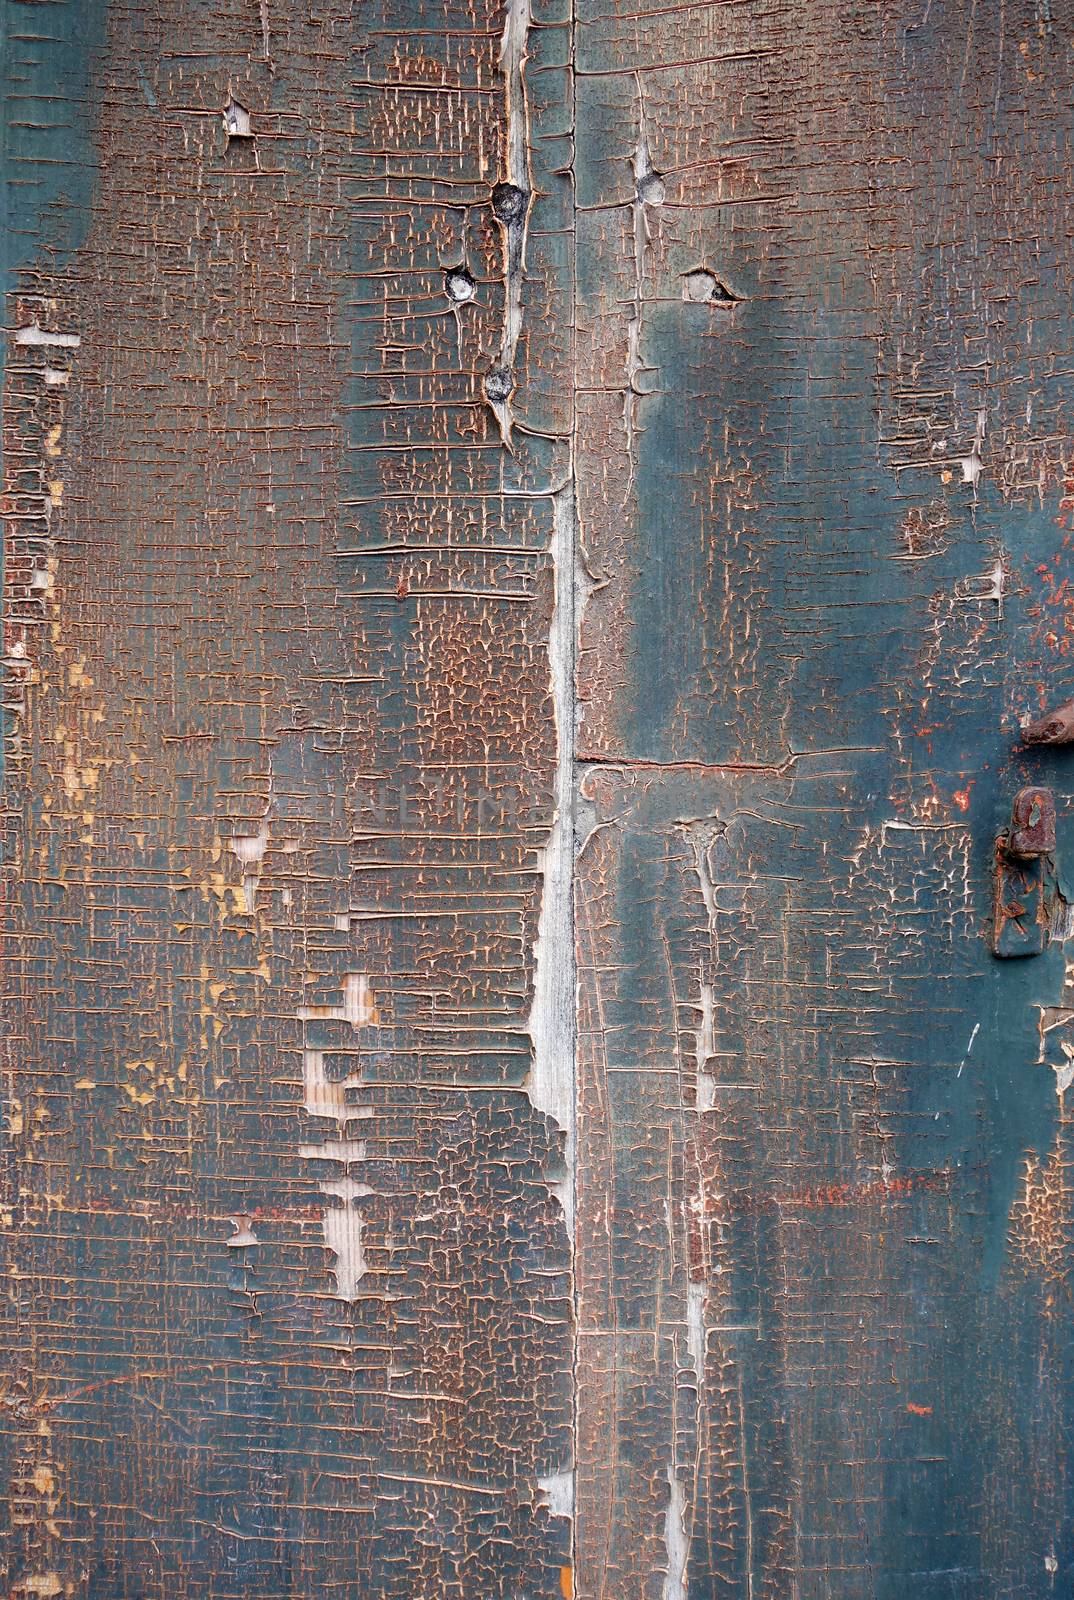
[4,1,1074,1598]
[573,2,1074,1597]
[2,0,572,1595]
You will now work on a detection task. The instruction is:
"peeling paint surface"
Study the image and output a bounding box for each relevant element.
[5,1,1074,1598]
[573,3,1074,1596]
[2,0,572,1594]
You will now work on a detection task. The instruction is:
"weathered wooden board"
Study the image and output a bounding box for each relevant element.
[2,1,572,1595]
[4,0,1074,1597]
[573,2,1074,1596]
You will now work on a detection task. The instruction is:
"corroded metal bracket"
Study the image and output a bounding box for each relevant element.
[1023,697,1074,747]
[993,787,1057,958]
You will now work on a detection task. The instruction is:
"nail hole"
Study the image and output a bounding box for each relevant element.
[682,269,741,306]
[445,266,476,303]
[492,182,529,225]
[636,171,665,207]
[223,98,253,138]
[484,366,513,403]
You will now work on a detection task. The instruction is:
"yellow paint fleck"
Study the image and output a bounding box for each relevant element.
[22,1575,62,1597]
[122,1083,155,1108]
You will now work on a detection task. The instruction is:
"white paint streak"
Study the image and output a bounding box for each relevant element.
[528,486,576,1224]
[622,311,644,503]
[694,981,715,1112]
[538,1469,574,1519]
[15,323,81,349]
[299,973,379,1299]
[623,84,662,502]
[303,1048,362,1123]
[952,555,1006,610]
[500,0,531,216]
[299,1140,368,1165]
[632,111,664,209]
[738,1363,756,1600]
[662,1463,688,1600]
[229,822,269,911]
[298,972,378,1030]
[321,1176,368,1301]
[686,1279,706,1381]
[956,1020,980,1077]
[491,0,532,445]
[341,971,376,1027]
[959,408,987,486]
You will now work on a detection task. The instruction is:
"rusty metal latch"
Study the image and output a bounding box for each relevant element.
[993,786,1057,958]
[1023,697,1074,747]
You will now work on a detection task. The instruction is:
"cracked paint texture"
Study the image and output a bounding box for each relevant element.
[574,2,1074,1598]
[5,1,1074,1599]
[2,0,571,1596]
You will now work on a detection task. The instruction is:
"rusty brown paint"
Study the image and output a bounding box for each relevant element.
[5,1,1074,1598]
[2,0,571,1594]
[1008,787,1057,861]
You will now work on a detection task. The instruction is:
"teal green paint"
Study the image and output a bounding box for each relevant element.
[0,0,107,787]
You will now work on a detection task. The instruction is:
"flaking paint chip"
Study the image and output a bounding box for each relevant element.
[226,1216,260,1247]
[682,268,741,306]
[223,98,252,138]
[444,266,476,303]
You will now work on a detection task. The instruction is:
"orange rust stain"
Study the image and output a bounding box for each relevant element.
[906,1403,932,1417]
[952,781,973,813]
[559,1565,574,1599]
[1029,550,1074,656]
[728,1167,953,1215]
